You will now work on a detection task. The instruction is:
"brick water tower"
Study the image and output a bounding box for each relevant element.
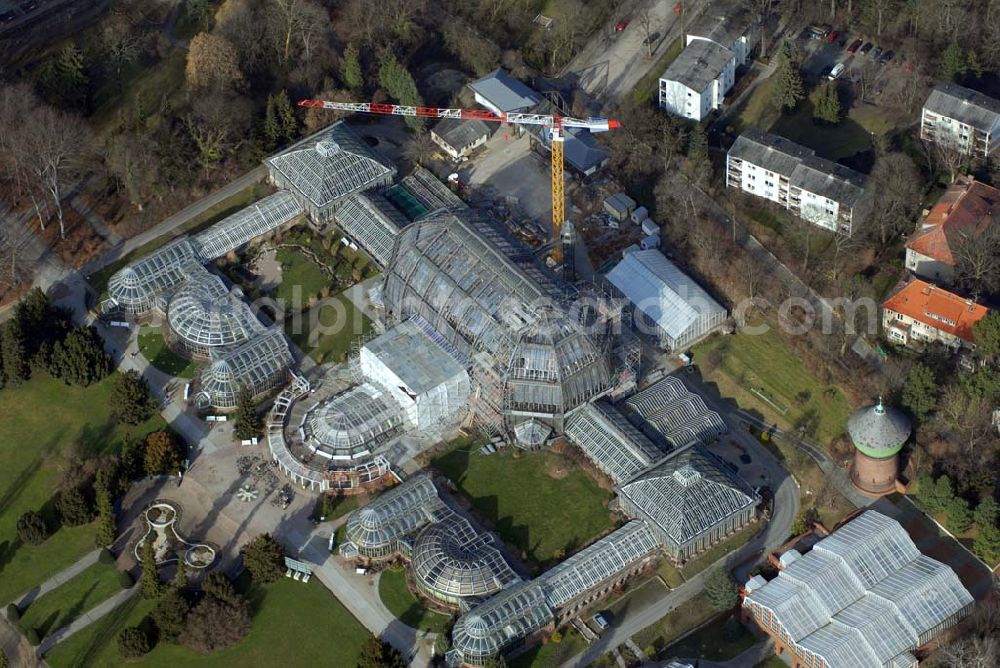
[848,399,911,496]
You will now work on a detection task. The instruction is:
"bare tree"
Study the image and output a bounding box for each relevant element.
[929,136,969,183]
[935,634,999,668]
[952,224,1000,297]
[638,9,655,57]
[25,107,93,240]
[184,94,252,175]
[866,152,923,249]
[0,215,36,285]
[101,13,143,83]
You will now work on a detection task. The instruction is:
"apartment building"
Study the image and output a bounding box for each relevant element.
[726,129,872,235]
[921,82,1000,159]
[882,277,989,350]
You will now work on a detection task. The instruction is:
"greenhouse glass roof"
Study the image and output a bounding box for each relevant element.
[302,382,406,461]
[412,513,519,600]
[451,581,553,660]
[745,511,973,668]
[197,330,292,407]
[191,190,302,261]
[107,237,201,312]
[617,444,758,549]
[565,402,665,483]
[625,376,727,447]
[541,521,659,609]
[344,474,444,552]
[401,166,467,215]
[266,122,396,210]
[334,192,410,267]
[166,269,264,349]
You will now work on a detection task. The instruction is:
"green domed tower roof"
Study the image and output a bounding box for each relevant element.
[848,399,911,458]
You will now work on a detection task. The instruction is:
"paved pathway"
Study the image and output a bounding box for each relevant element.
[35,587,139,657]
[10,549,101,610]
[83,166,266,275]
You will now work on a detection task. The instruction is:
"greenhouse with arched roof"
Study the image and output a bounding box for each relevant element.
[194,330,293,410]
[165,270,264,359]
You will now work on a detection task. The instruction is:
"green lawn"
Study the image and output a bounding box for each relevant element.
[313,493,361,522]
[284,292,373,364]
[755,657,788,667]
[137,326,198,379]
[432,440,617,569]
[662,615,758,662]
[692,328,852,445]
[632,593,718,656]
[274,246,331,307]
[509,628,588,668]
[0,374,165,604]
[606,578,670,620]
[45,576,371,667]
[680,523,759,576]
[377,568,452,634]
[735,77,900,159]
[18,563,124,638]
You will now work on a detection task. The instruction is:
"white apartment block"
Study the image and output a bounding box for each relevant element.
[726,129,872,235]
[659,4,758,121]
[921,82,1000,159]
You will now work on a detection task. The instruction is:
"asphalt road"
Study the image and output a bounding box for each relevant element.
[560,0,705,103]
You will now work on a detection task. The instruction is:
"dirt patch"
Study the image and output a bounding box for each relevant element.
[544,454,571,480]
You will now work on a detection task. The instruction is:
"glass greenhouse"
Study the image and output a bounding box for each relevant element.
[744,511,974,668]
[195,329,292,409]
[625,376,727,447]
[191,190,303,261]
[412,514,519,604]
[333,192,410,267]
[165,269,264,358]
[107,237,201,314]
[564,401,666,484]
[266,122,396,222]
[449,581,553,667]
[302,382,407,461]
[343,474,444,559]
[401,165,467,216]
[616,443,759,560]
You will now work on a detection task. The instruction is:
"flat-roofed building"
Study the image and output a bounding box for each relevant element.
[727,129,872,235]
[921,82,1000,158]
[468,69,541,116]
[743,511,974,668]
[882,277,990,350]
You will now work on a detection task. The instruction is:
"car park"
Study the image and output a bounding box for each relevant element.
[869,46,882,60]
[847,39,863,53]
[879,50,894,65]
[859,42,873,54]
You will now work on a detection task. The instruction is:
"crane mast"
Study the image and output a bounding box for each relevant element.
[297,99,620,273]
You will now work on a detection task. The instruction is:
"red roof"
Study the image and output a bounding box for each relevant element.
[906,178,998,265]
[882,278,989,342]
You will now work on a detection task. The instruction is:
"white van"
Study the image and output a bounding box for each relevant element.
[828,62,845,80]
[593,613,609,630]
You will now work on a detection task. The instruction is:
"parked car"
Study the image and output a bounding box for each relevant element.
[643,31,660,45]
[806,24,829,39]
[826,30,839,44]
[828,62,846,80]
[869,46,882,59]
[879,50,895,65]
[593,613,609,630]
[615,18,628,31]
[859,42,873,55]
[847,39,863,53]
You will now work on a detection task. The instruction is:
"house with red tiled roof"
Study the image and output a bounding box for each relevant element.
[905,176,999,285]
[882,277,990,349]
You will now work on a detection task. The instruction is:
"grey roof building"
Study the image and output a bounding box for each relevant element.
[431,118,491,159]
[617,443,759,560]
[726,128,872,235]
[744,511,974,668]
[469,69,542,114]
[847,401,911,458]
[662,39,734,93]
[921,82,1000,158]
[266,122,396,222]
